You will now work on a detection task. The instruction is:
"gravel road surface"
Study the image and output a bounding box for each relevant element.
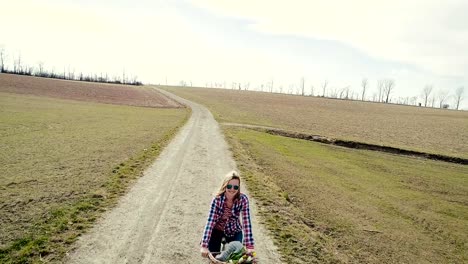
[66,88,282,263]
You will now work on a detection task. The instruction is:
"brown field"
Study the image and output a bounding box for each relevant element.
[163,86,468,159]
[0,75,190,262]
[0,74,183,108]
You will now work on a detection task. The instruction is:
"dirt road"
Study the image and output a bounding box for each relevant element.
[66,88,282,263]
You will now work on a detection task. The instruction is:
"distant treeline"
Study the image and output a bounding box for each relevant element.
[0,48,142,86]
[191,77,465,110]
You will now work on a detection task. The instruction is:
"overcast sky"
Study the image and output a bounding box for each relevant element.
[1,0,467,109]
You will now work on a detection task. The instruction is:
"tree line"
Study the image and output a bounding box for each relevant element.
[0,47,142,86]
[178,77,465,110]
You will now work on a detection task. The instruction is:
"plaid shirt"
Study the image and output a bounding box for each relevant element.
[201,193,255,249]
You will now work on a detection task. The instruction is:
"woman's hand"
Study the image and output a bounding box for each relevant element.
[200,247,210,258]
[247,247,255,254]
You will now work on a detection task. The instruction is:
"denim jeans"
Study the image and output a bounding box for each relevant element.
[208,228,243,253]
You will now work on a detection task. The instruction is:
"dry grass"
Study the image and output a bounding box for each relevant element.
[0,91,189,263]
[163,86,468,159]
[225,127,468,264]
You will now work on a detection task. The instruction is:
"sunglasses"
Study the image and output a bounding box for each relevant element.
[226,184,239,190]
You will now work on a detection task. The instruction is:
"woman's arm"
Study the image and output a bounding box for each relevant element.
[201,197,218,248]
[241,195,255,249]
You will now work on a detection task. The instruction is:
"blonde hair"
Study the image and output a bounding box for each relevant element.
[216,170,241,200]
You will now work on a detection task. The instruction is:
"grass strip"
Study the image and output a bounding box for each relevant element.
[224,124,468,165]
[224,127,468,264]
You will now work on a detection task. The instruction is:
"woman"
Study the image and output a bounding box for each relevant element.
[200,171,255,257]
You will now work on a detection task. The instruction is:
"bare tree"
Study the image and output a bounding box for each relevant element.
[69,69,76,80]
[300,77,305,96]
[322,80,328,97]
[18,54,23,74]
[403,97,409,105]
[344,86,350,99]
[0,47,5,73]
[244,82,250,91]
[330,87,338,98]
[296,86,302,95]
[37,61,45,76]
[339,87,345,99]
[361,78,368,101]
[454,86,465,110]
[339,86,350,99]
[310,85,314,96]
[437,89,450,108]
[383,79,395,103]
[422,85,433,107]
[26,66,33,75]
[49,67,57,78]
[377,80,384,102]
[13,53,22,73]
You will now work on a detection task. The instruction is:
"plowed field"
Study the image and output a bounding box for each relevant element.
[0,74,183,108]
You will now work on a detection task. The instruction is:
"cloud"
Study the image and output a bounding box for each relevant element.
[190,0,468,78]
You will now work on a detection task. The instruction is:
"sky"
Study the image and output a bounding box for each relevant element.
[1,0,467,109]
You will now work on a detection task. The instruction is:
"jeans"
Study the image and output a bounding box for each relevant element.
[208,228,243,253]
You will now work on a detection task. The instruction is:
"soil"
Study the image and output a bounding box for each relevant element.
[65,88,283,263]
[0,74,183,108]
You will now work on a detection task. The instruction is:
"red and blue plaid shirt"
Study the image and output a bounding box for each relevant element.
[201,193,255,249]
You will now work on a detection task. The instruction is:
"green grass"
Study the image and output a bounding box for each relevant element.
[225,127,468,264]
[0,92,190,263]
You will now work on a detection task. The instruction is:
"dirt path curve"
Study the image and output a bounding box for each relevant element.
[66,87,282,264]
